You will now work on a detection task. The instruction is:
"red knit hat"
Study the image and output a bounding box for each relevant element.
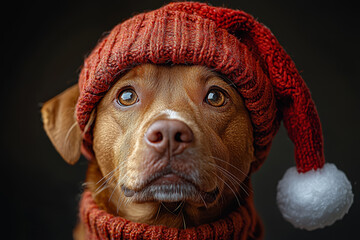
[76,1,353,231]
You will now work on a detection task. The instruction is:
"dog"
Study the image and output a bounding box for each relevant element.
[41,1,353,239]
[41,64,262,239]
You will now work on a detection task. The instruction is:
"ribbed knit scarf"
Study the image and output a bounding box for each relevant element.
[79,191,263,240]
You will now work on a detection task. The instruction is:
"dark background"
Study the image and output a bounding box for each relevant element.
[3,0,359,239]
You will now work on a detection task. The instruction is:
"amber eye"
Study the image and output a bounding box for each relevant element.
[205,88,227,107]
[118,89,138,106]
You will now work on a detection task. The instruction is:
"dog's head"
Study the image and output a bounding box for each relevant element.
[41,64,256,226]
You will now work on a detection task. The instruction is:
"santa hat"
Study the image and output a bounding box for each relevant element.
[75,2,353,230]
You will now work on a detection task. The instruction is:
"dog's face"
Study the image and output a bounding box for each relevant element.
[93,64,255,218]
[42,64,255,228]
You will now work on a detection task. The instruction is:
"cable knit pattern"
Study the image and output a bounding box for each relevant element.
[76,1,324,173]
[79,191,263,240]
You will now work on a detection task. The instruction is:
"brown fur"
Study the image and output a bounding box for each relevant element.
[41,64,255,239]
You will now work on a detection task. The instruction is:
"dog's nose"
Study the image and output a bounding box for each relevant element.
[145,120,193,155]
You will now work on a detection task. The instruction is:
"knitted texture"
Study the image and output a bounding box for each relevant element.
[79,190,263,240]
[76,1,324,173]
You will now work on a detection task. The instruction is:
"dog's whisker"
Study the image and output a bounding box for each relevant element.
[95,175,112,191]
[154,204,162,223]
[219,167,249,197]
[160,202,172,214]
[124,196,132,207]
[173,201,185,213]
[209,162,251,196]
[84,180,113,196]
[109,179,123,203]
[209,162,242,182]
[94,185,111,196]
[215,182,225,207]
[182,212,187,229]
[116,190,126,214]
[82,182,95,187]
[94,173,116,194]
[211,170,241,207]
[95,163,123,186]
[208,156,250,179]
[215,167,248,197]
[94,162,125,194]
[160,202,180,216]
[95,171,114,186]
[64,121,78,146]
[208,160,249,190]
[174,201,186,228]
[213,168,241,195]
[199,194,208,208]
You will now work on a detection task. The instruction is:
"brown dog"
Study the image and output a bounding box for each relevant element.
[41,1,355,237]
[41,64,261,239]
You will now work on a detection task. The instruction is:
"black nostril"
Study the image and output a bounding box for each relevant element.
[174,131,192,143]
[174,132,182,142]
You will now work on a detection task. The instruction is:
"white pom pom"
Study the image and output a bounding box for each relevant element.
[277,163,353,230]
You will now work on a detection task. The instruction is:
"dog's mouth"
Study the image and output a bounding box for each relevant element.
[121,172,219,204]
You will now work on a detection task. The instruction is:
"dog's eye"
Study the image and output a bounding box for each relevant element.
[118,89,138,106]
[205,88,227,107]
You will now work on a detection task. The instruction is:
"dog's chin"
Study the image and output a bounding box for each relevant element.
[122,174,219,205]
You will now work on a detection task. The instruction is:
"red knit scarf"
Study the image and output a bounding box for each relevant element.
[79,191,263,240]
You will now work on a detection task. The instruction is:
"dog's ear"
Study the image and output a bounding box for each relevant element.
[41,84,82,165]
